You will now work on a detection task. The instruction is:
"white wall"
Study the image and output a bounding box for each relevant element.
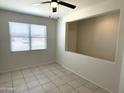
[119,51,124,93]
[0,10,57,73]
[119,11,124,91]
[56,0,124,93]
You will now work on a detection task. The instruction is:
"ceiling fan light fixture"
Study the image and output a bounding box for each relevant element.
[51,2,58,8]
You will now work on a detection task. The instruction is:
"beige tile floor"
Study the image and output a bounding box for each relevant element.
[0,63,110,93]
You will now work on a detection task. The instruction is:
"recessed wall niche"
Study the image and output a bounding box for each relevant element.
[65,11,120,62]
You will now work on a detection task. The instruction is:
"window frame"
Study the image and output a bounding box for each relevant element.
[9,21,48,52]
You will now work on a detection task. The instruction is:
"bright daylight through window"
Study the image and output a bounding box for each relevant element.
[9,22,47,52]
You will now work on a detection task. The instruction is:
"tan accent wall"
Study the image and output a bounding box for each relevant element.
[66,22,78,52]
[77,12,120,61]
[66,12,120,61]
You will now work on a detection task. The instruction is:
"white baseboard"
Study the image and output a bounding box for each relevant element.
[57,62,112,93]
[0,60,55,74]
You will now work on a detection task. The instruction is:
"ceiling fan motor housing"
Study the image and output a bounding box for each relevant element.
[51,0,58,3]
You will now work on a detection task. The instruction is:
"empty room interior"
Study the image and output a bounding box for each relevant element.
[0,0,124,93]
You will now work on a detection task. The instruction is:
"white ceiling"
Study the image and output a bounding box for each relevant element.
[0,0,106,18]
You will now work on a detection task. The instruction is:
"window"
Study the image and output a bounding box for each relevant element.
[9,22,47,52]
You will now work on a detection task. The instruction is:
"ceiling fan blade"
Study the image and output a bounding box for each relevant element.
[59,1,76,9]
[42,1,51,4]
[52,7,57,12]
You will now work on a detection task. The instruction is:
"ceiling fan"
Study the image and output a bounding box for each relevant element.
[34,0,76,13]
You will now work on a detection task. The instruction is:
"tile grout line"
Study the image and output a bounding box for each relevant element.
[42,65,76,93]
[36,65,62,92]
[10,72,14,93]
[30,66,47,93]
[32,64,88,93]
[0,63,110,93]
[53,64,99,92]
[47,64,92,93]
[20,69,31,93]
[31,65,63,92]
[47,65,75,92]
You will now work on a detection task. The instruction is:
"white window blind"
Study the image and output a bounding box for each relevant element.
[9,22,47,52]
